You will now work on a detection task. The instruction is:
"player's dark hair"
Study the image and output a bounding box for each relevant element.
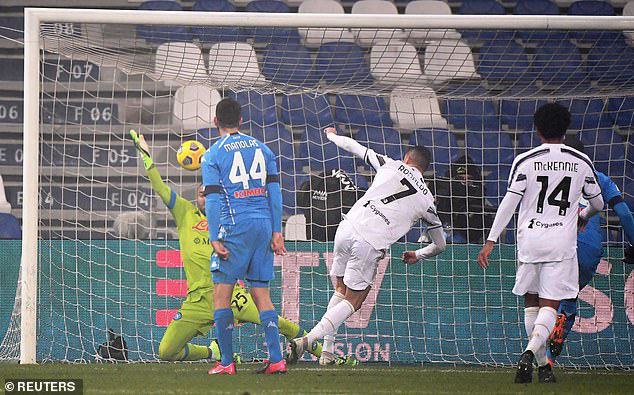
[215,97,241,129]
[406,146,431,172]
[563,135,585,154]
[533,102,571,140]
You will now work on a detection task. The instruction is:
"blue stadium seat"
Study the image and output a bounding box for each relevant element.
[476,40,531,85]
[607,96,634,130]
[243,0,301,44]
[280,93,335,128]
[334,95,393,127]
[228,90,278,128]
[441,86,499,130]
[191,0,246,43]
[314,42,373,86]
[513,0,564,41]
[531,41,586,86]
[516,131,540,153]
[281,173,308,214]
[249,123,302,173]
[354,126,404,160]
[0,213,21,239]
[568,1,619,42]
[0,16,23,40]
[586,40,634,86]
[408,128,462,176]
[137,1,192,43]
[298,127,356,173]
[578,128,627,176]
[556,98,611,131]
[261,43,319,86]
[484,167,510,207]
[464,131,514,172]
[0,59,23,81]
[622,177,634,210]
[456,0,513,40]
[195,128,219,149]
[500,96,547,131]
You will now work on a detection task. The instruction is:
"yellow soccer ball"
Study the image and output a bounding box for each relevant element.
[176,140,205,171]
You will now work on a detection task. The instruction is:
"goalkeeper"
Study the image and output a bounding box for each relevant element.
[131,130,356,365]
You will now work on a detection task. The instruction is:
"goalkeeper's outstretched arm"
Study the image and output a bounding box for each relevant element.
[130,130,189,223]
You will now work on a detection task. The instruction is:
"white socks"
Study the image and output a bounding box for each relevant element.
[307,299,355,346]
[525,306,557,366]
[323,292,345,353]
[524,306,547,366]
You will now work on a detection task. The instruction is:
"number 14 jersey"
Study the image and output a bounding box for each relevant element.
[507,143,601,263]
[344,149,442,251]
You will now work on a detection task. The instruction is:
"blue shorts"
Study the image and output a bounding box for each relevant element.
[210,218,274,287]
[577,242,603,291]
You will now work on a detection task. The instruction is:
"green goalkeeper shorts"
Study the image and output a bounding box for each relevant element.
[173,284,253,336]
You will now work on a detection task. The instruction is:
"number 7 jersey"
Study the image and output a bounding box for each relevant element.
[344,149,441,250]
[507,143,602,263]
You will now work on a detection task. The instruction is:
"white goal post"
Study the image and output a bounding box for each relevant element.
[17,7,634,365]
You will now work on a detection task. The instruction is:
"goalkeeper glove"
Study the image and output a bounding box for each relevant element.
[130,129,153,170]
[624,243,634,265]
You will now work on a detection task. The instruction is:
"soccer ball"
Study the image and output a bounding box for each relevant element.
[176,140,205,171]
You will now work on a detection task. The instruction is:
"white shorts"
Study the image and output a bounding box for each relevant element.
[512,256,579,300]
[330,220,385,291]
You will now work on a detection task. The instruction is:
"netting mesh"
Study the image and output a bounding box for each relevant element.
[1,14,633,367]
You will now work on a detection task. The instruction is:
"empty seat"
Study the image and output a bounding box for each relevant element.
[513,0,565,41]
[404,1,462,45]
[191,0,246,43]
[556,98,611,131]
[408,128,461,175]
[484,167,510,206]
[0,213,21,239]
[370,40,426,86]
[423,39,479,83]
[586,40,634,85]
[228,90,278,127]
[355,126,404,160]
[578,129,627,176]
[173,85,221,130]
[243,0,301,44]
[476,40,531,85]
[196,127,219,149]
[261,43,319,86]
[297,0,356,48]
[351,0,406,47]
[390,86,448,130]
[531,41,586,86]
[208,42,266,88]
[249,123,299,172]
[464,130,515,172]
[441,85,499,130]
[137,1,191,43]
[568,1,619,42]
[298,127,356,172]
[500,95,548,131]
[0,59,23,81]
[608,96,634,130]
[154,42,208,84]
[280,174,308,214]
[516,131,541,154]
[456,0,513,41]
[334,95,393,127]
[280,93,335,128]
[314,42,373,85]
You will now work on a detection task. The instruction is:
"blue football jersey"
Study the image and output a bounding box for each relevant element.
[201,132,278,226]
[578,171,621,248]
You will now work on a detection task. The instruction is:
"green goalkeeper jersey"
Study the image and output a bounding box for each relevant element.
[147,166,213,295]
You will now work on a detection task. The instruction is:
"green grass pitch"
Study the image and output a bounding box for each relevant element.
[1,363,631,394]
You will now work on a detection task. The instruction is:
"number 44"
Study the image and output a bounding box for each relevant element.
[229,149,267,189]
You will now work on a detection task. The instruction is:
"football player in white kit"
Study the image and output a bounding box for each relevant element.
[288,127,447,365]
[478,103,604,383]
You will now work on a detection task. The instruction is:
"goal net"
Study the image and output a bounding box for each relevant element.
[1,8,633,368]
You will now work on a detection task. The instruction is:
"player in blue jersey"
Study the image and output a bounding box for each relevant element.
[202,98,288,375]
[548,136,634,363]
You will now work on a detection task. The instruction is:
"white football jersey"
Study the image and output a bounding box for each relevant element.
[344,149,441,250]
[508,143,601,263]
